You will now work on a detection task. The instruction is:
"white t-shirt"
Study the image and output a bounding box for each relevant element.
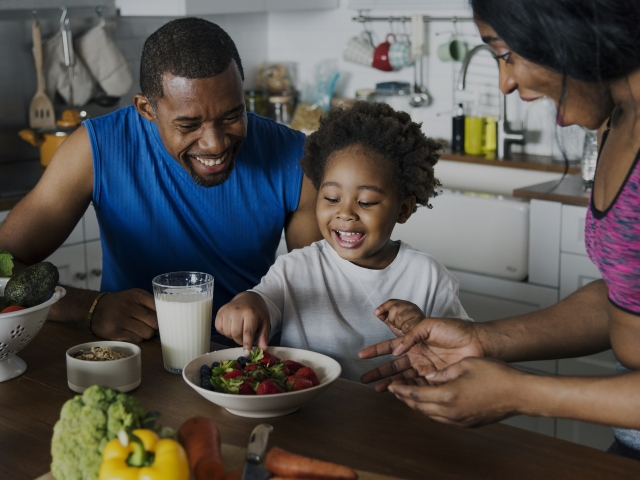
[250,240,471,382]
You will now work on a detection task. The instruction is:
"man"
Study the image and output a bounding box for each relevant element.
[0,18,321,342]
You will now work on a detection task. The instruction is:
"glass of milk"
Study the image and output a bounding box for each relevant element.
[152,272,214,374]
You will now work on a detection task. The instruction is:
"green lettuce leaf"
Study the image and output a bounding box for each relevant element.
[0,250,14,277]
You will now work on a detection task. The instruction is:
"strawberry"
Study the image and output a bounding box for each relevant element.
[283,360,306,374]
[286,375,313,392]
[295,367,320,386]
[269,362,290,376]
[212,359,242,376]
[259,351,281,368]
[238,380,256,395]
[256,379,285,395]
[244,364,260,372]
[222,370,244,380]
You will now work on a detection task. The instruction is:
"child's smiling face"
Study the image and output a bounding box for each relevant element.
[316,144,416,270]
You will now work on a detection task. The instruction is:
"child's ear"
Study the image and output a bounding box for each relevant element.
[396,195,417,224]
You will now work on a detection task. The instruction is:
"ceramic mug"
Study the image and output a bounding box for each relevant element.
[388,34,413,70]
[343,32,375,67]
[437,36,467,62]
[373,34,395,72]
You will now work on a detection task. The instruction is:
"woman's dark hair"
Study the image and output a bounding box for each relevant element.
[471,0,640,82]
[140,17,244,107]
[300,101,441,209]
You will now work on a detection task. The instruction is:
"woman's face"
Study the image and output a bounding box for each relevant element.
[476,20,613,130]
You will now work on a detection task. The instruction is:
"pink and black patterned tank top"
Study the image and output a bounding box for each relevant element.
[585,129,640,315]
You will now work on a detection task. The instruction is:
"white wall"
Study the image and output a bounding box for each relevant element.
[266,2,584,159]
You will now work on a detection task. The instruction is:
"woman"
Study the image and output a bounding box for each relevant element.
[359,0,640,460]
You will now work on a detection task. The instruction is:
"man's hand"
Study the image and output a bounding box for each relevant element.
[359,317,485,391]
[375,299,426,337]
[90,289,158,342]
[387,357,528,427]
[215,291,271,356]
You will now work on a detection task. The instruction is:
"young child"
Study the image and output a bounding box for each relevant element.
[215,101,471,382]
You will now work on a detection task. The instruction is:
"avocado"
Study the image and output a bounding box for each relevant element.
[0,296,9,311]
[4,262,59,307]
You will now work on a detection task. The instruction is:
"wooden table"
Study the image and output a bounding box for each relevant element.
[2,322,640,480]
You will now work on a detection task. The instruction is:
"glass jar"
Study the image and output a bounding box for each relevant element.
[581,129,598,190]
[355,89,377,102]
[244,89,268,117]
[268,95,294,125]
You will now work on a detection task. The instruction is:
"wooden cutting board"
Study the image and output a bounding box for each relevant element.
[35,443,402,480]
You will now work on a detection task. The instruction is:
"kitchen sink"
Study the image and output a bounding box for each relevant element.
[435,159,563,196]
[392,160,564,281]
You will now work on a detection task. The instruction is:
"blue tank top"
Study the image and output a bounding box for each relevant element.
[83,106,305,324]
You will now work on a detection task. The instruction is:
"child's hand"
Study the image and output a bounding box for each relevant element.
[374,299,426,337]
[215,292,271,357]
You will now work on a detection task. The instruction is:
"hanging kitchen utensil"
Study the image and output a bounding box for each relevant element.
[60,9,74,106]
[409,15,430,108]
[29,20,56,130]
[409,60,426,108]
[418,55,433,106]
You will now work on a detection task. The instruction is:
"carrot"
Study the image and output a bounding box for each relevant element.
[265,447,358,480]
[178,416,225,480]
[223,470,243,480]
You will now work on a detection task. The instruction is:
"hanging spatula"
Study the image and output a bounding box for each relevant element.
[29,20,56,130]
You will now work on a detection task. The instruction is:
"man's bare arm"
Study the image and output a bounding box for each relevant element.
[0,127,157,341]
[283,175,322,251]
[0,126,93,264]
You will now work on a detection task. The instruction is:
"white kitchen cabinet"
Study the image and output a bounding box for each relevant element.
[561,204,588,256]
[528,200,562,288]
[46,244,88,289]
[559,253,601,300]
[556,350,617,451]
[116,0,338,16]
[86,240,103,292]
[503,416,555,438]
[1,206,103,292]
[451,269,559,375]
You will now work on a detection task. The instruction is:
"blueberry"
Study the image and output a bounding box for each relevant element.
[201,378,213,390]
[200,365,211,375]
[211,361,220,368]
[237,356,248,367]
[214,387,224,393]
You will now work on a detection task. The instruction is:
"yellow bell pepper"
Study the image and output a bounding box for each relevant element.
[99,429,190,480]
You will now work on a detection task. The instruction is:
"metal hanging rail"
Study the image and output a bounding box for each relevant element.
[0,6,117,22]
[352,15,474,23]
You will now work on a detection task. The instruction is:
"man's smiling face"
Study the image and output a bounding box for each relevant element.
[138,61,247,187]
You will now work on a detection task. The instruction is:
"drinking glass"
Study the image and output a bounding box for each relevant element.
[152,272,214,374]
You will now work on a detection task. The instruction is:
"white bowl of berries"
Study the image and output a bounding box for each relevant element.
[182,347,341,418]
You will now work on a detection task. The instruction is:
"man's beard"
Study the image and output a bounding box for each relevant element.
[186,155,237,188]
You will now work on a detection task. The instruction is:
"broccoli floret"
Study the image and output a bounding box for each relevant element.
[50,385,146,480]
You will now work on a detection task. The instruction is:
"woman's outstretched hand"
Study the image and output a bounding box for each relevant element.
[359,307,486,391]
[387,357,527,427]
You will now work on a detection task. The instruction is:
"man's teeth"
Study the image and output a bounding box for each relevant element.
[195,155,225,166]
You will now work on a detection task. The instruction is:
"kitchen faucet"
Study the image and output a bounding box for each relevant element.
[457,44,525,160]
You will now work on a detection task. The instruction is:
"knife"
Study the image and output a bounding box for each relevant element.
[241,424,274,480]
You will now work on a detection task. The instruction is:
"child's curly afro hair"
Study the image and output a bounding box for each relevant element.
[300,101,441,208]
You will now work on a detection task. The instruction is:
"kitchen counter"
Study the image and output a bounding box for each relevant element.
[513,174,591,207]
[441,149,581,175]
[4,321,640,480]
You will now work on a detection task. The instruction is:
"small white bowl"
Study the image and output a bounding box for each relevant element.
[66,341,141,393]
[183,346,341,418]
